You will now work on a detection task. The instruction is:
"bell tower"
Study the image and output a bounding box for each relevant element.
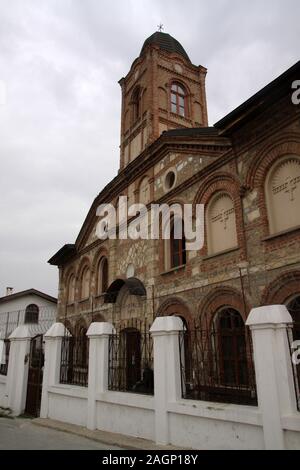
[119,31,208,170]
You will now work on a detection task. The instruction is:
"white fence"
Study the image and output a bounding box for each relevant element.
[1,306,300,450]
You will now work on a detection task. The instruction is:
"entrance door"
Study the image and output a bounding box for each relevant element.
[25,334,44,417]
[123,329,141,390]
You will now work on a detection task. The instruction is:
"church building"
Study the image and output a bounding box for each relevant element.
[49,31,300,394]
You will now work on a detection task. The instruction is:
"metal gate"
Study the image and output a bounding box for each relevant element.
[25,334,44,417]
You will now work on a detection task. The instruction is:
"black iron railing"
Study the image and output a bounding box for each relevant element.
[108,323,154,395]
[0,339,10,376]
[179,315,257,406]
[60,335,89,387]
[287,325,300,412]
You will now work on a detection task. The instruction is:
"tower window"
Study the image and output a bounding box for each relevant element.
[132,86,141,123]
[170,82,187,117]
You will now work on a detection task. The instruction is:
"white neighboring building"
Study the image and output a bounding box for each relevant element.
[0,288,57,338]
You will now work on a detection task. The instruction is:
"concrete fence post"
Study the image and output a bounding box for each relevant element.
[86,322,115,431]
[40,323,70,419]
[246,305,297,450]
[7,325,33,415]
[150,316,184,446]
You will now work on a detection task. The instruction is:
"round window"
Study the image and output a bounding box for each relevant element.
[165,170,176,190]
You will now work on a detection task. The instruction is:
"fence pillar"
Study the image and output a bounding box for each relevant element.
[150,316,183,446]
[6,325,33,415]
[246,305,297,450]
[86,322,115,431]
[40,323,69,419]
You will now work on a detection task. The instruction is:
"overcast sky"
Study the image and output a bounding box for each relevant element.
[0,0,299,298]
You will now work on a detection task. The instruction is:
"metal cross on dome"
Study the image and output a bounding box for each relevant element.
[157,23,164,32]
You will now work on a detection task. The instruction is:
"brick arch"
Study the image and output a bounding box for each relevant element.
[193,172,241,208]
[77,256,91,278]
[261,271,300,306]
[168,77,192,97]
[193,172,245,258]
[92,247,108,272]
[198,286,250,325]
[74,316,89,335]
[245,135,300,238]
[245,132,300,190]
[76,256,91,301]
[63,319,74,336]
[157,296,193,330]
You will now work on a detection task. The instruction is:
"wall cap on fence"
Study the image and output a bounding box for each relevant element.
[150,316,184,334]
[44,322,70,339]
[9,324,34,340]
[87,322,115,337]
[246,305,293,329]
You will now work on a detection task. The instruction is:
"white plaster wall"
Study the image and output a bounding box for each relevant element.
[168,412,264,450]
[0,294,56,315]
[96,392,155,441]
[47,386,87,427]
[285,430,300,450]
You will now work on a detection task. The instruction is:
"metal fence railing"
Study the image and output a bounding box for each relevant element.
[108,321,154,395]
[0,339,10,376]
[287,324,300,412]
[179,311,258,406]
[0,307,56,377]
[0,307,56,338]
[60,335,89,387]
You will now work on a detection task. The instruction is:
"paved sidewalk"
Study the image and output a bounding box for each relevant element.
[33,418,183,450]
[0,417,122,450]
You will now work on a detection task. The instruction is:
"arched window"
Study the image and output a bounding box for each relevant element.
[214,308,248,387]
[25,304,39,324]
[131,86,141,122]
[97,257,108,294]
[139,177,150,205]
[207,192,238,255]
[67,274,75,304]
[80,266,90,300]
[265,156,300,234]
[170,82,187,117]
[287,295,300,341]
[170,218,186,268]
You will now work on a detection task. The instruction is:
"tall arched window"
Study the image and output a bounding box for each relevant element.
[214,308,248,387]
[265,156,300,234]
[207,192,238,255]
[170,218,186,268]
[25,304,39,324]
[97,257,108,294]
[170,82,187,117]
[67,274,75,303]
[80,266,90,300]
[131,86,141,122]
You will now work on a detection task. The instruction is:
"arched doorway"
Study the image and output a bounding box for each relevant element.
[121,328,141,391]
[214,308,248,387]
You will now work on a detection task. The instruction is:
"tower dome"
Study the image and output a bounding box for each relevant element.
[140,32,190,62]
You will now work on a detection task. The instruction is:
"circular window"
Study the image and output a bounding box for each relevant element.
[165,170,176,191]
